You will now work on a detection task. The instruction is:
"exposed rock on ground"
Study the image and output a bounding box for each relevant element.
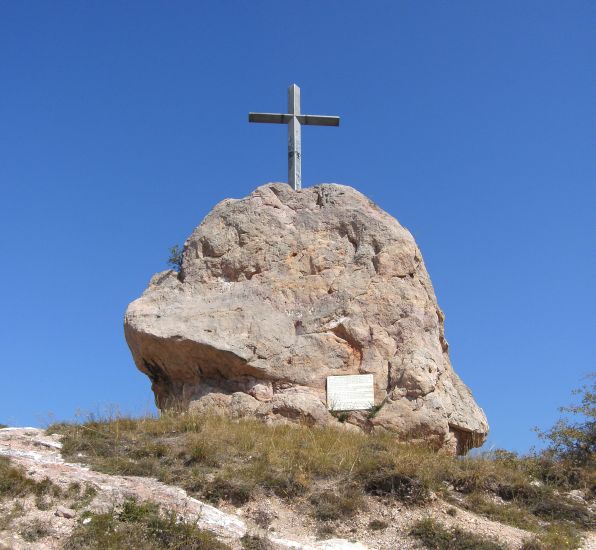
[0,428,366,550]
[6,427,593,550]
[125,183,489,453]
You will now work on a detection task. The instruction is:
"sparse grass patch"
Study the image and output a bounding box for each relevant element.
[0,502,24,531]
[330,411,349,423]
[66,482,97,509]
[204,474,255,506]
[520,522,582,550]
[63,498,230,550]
[310,489,364,521]
[49,412,595,535]
[410,517,506,550]
[0,457,60,501]
[367,402,385,419]
[368,519,388,530]
[462,492,540,531]
[241,534,272,550]
[20,518,51,542]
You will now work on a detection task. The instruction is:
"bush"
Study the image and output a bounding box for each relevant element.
[410,518,506,550]
[536,374,595,467]
[368,519,388,530]
[310,489,363,521]
[241,535,272,550]
[167,244,184,272]
[20,519,51,542]
[364,472,429,504]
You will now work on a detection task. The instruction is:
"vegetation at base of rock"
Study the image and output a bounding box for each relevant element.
[410,518,507,550]
[48,412,595,535]
[366,399,387,419]
[0,456,60,500]
[63,498,230,550]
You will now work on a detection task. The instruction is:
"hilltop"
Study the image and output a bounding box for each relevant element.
[0,413,593,549]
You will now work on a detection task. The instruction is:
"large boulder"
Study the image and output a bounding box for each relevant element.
[124,183,488,453]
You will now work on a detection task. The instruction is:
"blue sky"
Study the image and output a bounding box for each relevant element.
[0,1,594,453]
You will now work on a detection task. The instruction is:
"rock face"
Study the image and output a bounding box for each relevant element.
[124,183,488,454]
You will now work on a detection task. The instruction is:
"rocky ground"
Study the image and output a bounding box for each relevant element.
[1,427,594,550]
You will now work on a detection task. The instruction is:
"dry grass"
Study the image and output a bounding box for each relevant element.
[0,456,60,501]
[520,523,582,550]
[20,518,52,542]
[410,517,507,550]
[63,498,230,550]
[48,412,595,534]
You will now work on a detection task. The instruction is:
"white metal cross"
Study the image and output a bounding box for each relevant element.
[249,84,340,190]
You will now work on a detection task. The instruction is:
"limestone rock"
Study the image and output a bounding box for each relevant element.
[124,183,488,453]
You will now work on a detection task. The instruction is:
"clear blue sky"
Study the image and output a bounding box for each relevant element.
[1,1,594,453]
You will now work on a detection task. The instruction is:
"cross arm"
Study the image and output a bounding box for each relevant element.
[297,115,340,126]
[248,112,292,124]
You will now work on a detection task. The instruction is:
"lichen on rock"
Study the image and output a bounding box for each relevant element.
[124,183,488,454]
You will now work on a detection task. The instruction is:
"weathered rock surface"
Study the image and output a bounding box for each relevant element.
[124,183,488,453]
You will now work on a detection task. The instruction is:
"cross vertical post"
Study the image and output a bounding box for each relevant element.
[249,84,340,191]
[288,84,302,190]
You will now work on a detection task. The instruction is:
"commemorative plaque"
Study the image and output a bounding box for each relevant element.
[326,374,374,411]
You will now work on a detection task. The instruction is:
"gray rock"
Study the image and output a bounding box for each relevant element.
[55,506,76,519]
[124,183,489,453]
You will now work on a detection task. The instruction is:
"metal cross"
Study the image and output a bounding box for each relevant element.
[249,84,340,190]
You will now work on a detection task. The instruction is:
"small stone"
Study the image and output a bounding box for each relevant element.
[82,517,92,525]
[567,489,586,503]
[55,506,76,519]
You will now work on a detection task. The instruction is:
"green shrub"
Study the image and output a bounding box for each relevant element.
[410,518,506,550]
[536,374,595,467]
[64,498,230,550]
[368,519,388,530]
[205,475,254,506]
[310,489,363,521]
[364,472,429,504]
[167,244,184,272]
[241,535,272,550]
